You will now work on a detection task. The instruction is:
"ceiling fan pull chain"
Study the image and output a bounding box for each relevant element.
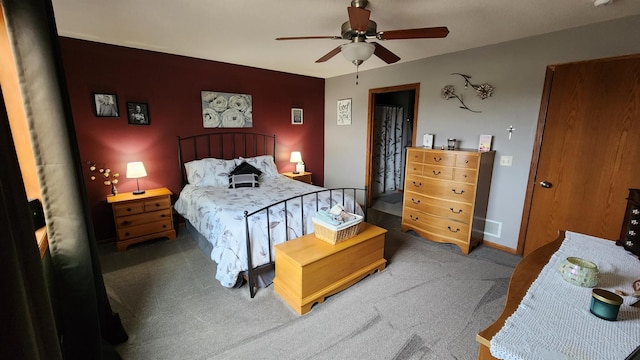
[355,64,360,85]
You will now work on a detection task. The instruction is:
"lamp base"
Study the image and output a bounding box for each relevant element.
[133,189,145,195]
[292,171,300,174]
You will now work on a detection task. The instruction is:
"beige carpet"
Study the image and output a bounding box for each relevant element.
[99,209,521,360]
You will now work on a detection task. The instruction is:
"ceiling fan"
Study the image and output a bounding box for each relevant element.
[275,0,449,67]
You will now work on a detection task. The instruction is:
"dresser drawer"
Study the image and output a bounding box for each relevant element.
[407,150,424,163]
[422,152,455,166]
[117,219,173,240]
[406,163,423,176]
[405,175,476,204]
[113,202,145,217]
[116,209,173,228]
[453,168,477,183]
[422,164,454,180]
[404,192,472,223]
[402,208,469,243]
[455,154,479,168]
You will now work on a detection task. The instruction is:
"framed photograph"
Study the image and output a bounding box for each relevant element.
[478,134,493,152]
[291,108,303,125]
[201,91,253,128]
[337,98,352,125]
[127,102,150,125]
[93,93,119,117]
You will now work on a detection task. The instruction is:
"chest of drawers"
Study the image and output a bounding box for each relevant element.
[401,148,495,254]
[107,187,177,251]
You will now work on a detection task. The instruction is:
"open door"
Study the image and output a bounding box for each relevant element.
[365,83,419,207]
[520,56,640,255]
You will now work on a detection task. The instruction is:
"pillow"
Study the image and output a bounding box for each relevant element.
[229,174,260,188]
[235,155,279,179]
[184,158,236,187]
[228,161,262,188]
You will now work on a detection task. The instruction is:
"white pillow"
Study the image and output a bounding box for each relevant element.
[184,158,237,187]
[235,155,279,178]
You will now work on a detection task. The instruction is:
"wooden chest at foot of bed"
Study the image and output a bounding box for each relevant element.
[274,222,387,315]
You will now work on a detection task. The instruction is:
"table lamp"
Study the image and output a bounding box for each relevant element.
[290,151,304,174]
[126,161,147,195]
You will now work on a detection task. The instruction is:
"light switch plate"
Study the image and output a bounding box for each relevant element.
[500,156,513,166]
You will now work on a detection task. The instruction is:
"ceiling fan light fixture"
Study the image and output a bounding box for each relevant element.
[341,42,375,65]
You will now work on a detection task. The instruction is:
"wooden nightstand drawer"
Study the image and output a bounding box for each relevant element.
[116,208,172,228]
[117,219,173,240]
[144,197,171,211]
[113,202,145,217]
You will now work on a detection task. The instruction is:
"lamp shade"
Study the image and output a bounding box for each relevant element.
[341,42,375,65]
[126,161,147,179]
[289,151,302,164]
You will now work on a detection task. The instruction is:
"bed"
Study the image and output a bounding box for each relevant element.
[174,132,367,297]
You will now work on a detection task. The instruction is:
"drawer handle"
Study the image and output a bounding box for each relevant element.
[432,170,441,175]
[122,221,130,226]
[464,160,469,164]
[409,214,419,221]
[155,203,161,207]
[433,157,442,162]
[447,226,460,233]
[452,189,465,195]
[162,224,167,228]
[412,181,423,188]
[450,208,463,214]
[463,174,468,178]
[125,232,130,236]
[411,198,421,204]
[126,208,132,212]
[161,214,166,218]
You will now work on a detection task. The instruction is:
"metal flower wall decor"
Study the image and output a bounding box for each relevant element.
[441,73,495,113]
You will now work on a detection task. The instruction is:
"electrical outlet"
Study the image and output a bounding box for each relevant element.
[500,155,513,167]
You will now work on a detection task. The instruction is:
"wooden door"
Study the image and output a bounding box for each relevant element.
[522,56,640,256]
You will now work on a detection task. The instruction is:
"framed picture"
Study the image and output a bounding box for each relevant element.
[337,98,352,125]
[127,102,150,125]
[201,91,253,128]
[93,93,119,117]
[291,108,303,125]
[478,134,493,152]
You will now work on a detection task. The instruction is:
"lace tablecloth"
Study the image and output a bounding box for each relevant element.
[491,231,640,360]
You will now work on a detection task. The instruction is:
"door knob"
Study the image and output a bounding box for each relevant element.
[540,181,552,188]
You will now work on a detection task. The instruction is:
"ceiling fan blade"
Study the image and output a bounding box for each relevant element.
[315,46,343,63]
[372,42,401,64]
[347,6,371,32]
[377,26,449,40]
[276,36,342,40]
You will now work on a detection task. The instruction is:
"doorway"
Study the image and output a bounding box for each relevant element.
[366,83,419,216]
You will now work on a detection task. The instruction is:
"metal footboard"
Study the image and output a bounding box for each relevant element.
[243,187,368,298]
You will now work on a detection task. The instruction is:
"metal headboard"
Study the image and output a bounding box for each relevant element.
[177,132,276,188]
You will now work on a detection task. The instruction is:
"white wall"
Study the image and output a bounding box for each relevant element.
[324,15,640,250]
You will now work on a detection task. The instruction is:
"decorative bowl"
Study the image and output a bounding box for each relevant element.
[558,257,599,287]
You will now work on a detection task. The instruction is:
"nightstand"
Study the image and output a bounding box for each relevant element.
[281,171,312,184]
[107,187,176,251]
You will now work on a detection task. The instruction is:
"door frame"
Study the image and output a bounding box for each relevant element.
[365,83,420,206]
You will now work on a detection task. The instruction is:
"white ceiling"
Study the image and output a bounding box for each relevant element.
[51,0,640,79]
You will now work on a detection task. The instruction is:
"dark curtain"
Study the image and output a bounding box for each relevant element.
[2,0,127,358]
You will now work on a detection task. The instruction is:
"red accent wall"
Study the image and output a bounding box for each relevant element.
[59,38,325,241]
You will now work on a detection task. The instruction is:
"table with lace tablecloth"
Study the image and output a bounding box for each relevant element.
[490,231,640,360]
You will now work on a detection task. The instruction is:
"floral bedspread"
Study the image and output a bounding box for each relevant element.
[174,175,362,288]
